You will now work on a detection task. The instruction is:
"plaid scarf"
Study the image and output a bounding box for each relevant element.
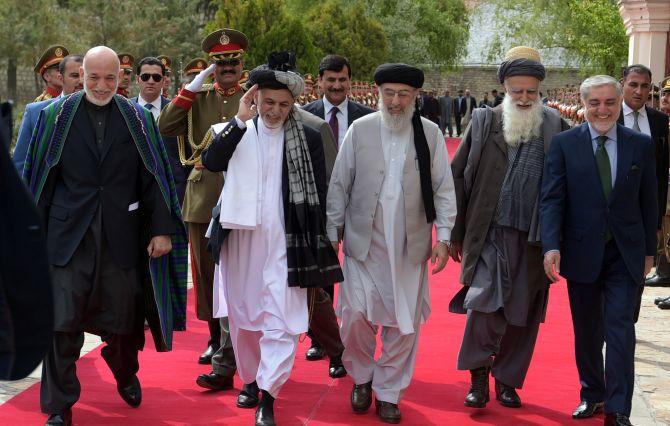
[283,107,343,288]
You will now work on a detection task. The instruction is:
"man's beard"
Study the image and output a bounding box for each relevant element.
[501,95,544,147]
[378,97,415,132]
[84,84,115,106]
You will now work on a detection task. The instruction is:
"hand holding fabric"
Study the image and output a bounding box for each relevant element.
[448,241,462,263]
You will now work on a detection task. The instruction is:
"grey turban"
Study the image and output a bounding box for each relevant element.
[497,58,546,84]
[247,51,305,98]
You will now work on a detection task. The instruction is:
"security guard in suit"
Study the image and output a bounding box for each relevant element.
[158,29,248,390]
[33,45,69,102]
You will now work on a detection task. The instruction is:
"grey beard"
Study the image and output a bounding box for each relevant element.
[379,98,415,132]
[84,85,116,106]
[501,95,544,147]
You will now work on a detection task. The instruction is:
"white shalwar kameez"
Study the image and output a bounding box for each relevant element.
[336,122,454,404]
[215,118,308,398]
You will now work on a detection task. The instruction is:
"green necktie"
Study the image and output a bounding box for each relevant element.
[595,135,612,242]
[633,110,641,132]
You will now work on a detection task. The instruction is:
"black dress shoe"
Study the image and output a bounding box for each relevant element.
[351,381,373,413]
[654,296,670,305]
[328,355,347,378]
[645,274,670,287]
[198,344,219,364]
[255,390,275,426]
[305,342,326,361]
[375,399,401,424]
[494,379,521,408]
[117,375,142,407]
[45,409,72,426]
[237,381,260,408]
[659,298,670,309]
[464,367,490,408]
[572,400,604,418]
[605,413,632,426]
[196,371,233,391]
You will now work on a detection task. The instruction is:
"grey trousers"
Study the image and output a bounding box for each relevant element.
[211,316,236,377]
[341,310,420,404]
[457,308,541,389]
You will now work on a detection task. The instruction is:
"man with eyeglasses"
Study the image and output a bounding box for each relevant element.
[327,63,456,423]
[158,28,247,390]
[116,53,134,97]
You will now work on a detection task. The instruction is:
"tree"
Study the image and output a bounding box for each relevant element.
[488,0,627,75]
[304,0,389,79]
[209,0,320,74]
[365,0,470,68]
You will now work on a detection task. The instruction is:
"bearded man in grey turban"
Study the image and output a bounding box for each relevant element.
[448,46,570,410]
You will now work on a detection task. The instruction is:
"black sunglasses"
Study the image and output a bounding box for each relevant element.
[215,58,240,67]
[140,73,163,82]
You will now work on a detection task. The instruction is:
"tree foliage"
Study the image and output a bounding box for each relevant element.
[488,0,627,75]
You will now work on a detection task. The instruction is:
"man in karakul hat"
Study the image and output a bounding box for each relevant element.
[202,51,343,426]
[448,46,570,409]
[326,63,457,423]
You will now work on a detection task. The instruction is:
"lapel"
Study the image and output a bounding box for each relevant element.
[576,123,608,205]
[610,124,635,203]
[161,96,170,111]
[71,101,99,160]
[314,99,325,120]
[99,102,124,163]
[617,109,624,126]
[491,106,507,156]
[347,100,356,127]
[646,106,659,141]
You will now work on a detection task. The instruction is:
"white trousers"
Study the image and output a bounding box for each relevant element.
[340,308,420,404]
[229,319,299,398]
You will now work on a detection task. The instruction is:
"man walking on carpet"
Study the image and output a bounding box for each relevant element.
[448,46,569,409]
[203,51,343,426]
[23,46,186,426]
[327,63,456,423]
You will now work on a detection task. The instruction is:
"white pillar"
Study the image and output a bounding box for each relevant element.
[619,0,670,81]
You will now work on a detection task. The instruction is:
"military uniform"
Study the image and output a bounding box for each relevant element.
[33,45,68,102]
[117,53,134,98]
[157,55,173,99]
[158,29,247,376]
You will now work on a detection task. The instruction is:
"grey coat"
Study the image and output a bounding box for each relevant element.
[451,105,569,285]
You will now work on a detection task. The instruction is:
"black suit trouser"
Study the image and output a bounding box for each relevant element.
[567,241,637,416]
[40,330,141,414]
[455,115,462,136]
[306,288,344,358]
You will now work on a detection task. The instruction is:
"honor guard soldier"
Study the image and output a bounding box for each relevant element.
[158,28,248,390]
[181,58,208,88]
[117,53,134,97]
[157,55,173,98]
[33,45,69,102]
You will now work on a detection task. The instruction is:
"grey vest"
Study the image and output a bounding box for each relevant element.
[340,113,441,264]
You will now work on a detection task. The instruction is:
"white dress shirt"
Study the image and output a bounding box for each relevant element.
[622,101,651,137]
[323,96,348,148]
[138,95,162,121]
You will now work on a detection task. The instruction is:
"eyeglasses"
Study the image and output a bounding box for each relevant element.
[381,88,414,100]
[140,73,163,82]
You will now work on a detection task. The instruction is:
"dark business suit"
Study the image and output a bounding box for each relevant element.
[303,98,375,130]
[0,131,53,381]
[39,99,174,414]
[453,96,476,136]
[540,123,657,416]
[133,96,192,207]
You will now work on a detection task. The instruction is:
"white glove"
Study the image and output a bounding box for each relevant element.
[185,63,216,92]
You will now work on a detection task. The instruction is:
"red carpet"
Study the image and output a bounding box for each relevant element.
[0,138,602,425]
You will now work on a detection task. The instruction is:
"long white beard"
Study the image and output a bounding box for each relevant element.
[378,98,415,132]
[84,84,116,106]
[501,95,544,147]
